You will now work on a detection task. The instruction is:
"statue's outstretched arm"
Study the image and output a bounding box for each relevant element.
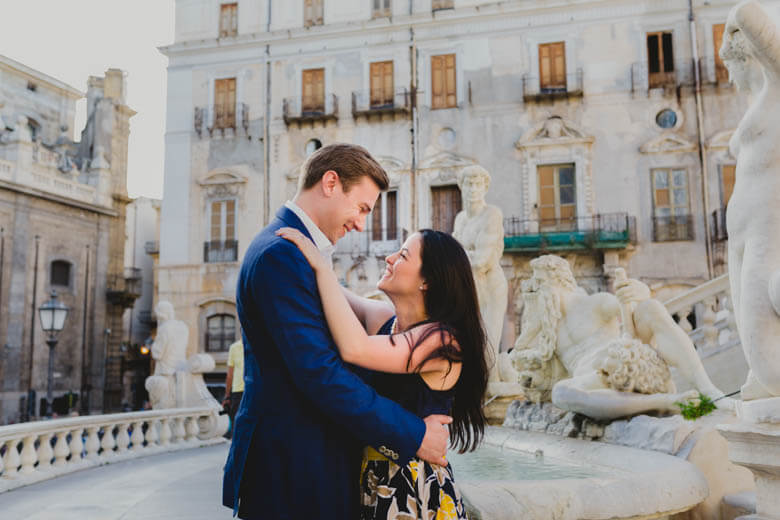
[733,0,780,78]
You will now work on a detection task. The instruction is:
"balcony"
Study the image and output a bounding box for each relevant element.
[711,207,728,242]
[652,215,695,242]
[698,55,731,87]
[282,94,338,128]
[522,69,583,103]
[144,240,159,255]
[203,240,238,263]
[351,88,411,120]
[631,60,696,94]
[503,213,636,253]
[193,103,250,138]
[334,228,403,258]
[106,267,142,308]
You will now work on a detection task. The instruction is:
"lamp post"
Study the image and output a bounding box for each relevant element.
[39,290,69,417]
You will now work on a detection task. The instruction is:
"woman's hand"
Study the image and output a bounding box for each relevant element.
[276,227,329,272]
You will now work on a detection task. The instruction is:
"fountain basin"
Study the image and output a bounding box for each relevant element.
[449,427,708,520]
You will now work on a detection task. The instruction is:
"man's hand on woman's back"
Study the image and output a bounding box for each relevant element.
[416,414,452,465]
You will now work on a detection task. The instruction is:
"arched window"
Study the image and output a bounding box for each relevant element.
[50,260,72,287]
[206,314,236,352]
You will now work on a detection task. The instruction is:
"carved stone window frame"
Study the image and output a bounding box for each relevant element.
[198,166,249,250]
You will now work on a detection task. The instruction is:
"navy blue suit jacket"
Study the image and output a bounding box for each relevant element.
[222,206,426,519]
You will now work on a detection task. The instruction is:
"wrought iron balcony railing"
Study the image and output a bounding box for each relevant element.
[711,207,728,242]
[203,240,238,263]
[697,55,731,86]
[503,213,636,252]
[522,69,583,102]
[631,59,697,93]
[283,94,338,127]
[194,103,250,138]
[334,228,404,258]
[106,267,142,307]
[351,88,411,119]
[652,215,695,242]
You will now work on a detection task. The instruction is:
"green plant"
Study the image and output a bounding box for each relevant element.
[676,392,717,420]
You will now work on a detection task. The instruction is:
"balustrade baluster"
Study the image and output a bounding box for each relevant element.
[85,427,100,459]
[36,433,54,471]
[130,421,145,451]
[19,435,37,474]
[185,416,199,442]
[116,423,130,452]
[145,419,160,447]
[100,424,117,457]
[173,417,186,444]
[2,439,20,478]
[159,419,172,446]
[68,428,84,464]
[54,431,71,467]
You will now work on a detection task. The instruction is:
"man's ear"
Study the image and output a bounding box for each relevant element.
[320,170,340,196]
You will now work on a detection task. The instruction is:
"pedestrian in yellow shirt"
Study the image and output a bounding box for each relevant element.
[223,339,244,438]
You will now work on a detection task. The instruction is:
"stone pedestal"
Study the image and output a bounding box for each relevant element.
[719,421,780,520]
[485,382,524,425]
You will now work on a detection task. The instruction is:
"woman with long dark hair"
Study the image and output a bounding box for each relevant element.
[277,227,487,519]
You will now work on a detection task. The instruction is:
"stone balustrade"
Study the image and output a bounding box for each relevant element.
[0,407,225,493]
[664,274,738,355]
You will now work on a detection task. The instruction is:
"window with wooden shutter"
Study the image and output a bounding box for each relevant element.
[372,0,391,18]
[431,54,456,109]
[431,185,462,233]
[712,24,728,83]
[370,61,394,108]
[720,164,736,207]
[372,190,398,241]
[652,168,693,241]
[647,32,675,88]
[302,68,325,113]
[537,164,576,231]
[219,3,238,37]
[304,0,324,27]
[207,199,238,262]
[214,78,236,129]
[539,42,567,91]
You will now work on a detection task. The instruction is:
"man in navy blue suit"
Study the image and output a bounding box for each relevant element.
[223,143,452,519]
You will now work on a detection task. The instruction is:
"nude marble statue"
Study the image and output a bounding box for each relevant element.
[510,255,729,420]
[721,0,780,400]
[453,165,510,382]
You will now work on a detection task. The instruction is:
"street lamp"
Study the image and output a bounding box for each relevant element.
[39,290,69,417]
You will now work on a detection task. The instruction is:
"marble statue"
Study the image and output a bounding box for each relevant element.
[721,0,780,404]
[144,301,228,436]
[453,165,511,383]
[510,255,729,420]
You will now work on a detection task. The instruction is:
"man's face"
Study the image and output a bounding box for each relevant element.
[323,175,380,244]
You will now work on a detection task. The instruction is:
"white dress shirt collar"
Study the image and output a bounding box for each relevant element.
[284,200,336,262]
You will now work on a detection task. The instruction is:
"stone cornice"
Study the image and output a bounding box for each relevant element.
[0,54,83,99]
[0,178,117,217]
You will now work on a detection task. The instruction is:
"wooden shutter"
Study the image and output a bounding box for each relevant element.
[538,164,576,229]
[721,164,736,206]
[431,54,456,109]
[647,32,675,88]
[214,78,236,129]
[386,190,397,240]
[302,68,325,112]
[225,199,235,241]
[211,201,222,241]
[431,185,462,233]
[219,3,237,37]
[537,165,557,226]
[372,195,383,241]
[539,42,566,90]
[713,24,728,83]
[370,61,393,107]
[305,0,323,26]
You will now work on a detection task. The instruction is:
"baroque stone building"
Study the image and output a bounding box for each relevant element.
[0,55,136,423]
[159,0,770,365]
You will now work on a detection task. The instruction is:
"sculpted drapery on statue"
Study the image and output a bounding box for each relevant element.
[452,165,511,383]
[510,255,729,420]
[720,0,780,404]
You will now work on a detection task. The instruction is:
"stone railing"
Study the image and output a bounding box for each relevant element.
[0,407,225,493]
[663,274,739,356]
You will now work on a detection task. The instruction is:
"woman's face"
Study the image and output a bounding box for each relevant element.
[377,232,426,298]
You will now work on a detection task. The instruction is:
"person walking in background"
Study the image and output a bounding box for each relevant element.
[222,338,244,439]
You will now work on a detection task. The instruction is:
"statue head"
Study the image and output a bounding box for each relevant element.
[154,301,175,323]
[457,165,490,209]
[721,12,765,94]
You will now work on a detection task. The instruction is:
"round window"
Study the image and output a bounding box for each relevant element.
[656,109,678,129]
[305,139,322,156]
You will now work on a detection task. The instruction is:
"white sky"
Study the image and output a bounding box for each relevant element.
[0,0,175,199]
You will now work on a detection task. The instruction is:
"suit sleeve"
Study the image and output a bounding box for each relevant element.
[249,240,425,464]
